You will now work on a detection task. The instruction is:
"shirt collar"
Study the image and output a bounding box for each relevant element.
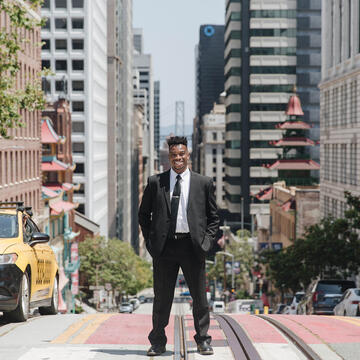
[170,167,189,180]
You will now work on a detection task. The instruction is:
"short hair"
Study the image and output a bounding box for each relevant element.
[167,136,187,148]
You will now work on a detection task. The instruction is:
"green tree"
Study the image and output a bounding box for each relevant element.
[0,0,46,137]
[79,236,152,295]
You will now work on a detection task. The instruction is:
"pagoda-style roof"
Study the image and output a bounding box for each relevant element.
[270,137,315,146]
[45,182,77,192]
[50,200,78,216]
[42,159,71,172]
[275,121,311,129]
[41,118,66,144]
[264,159,320,170]
[285,94,304,116]
[281,198,296,212]
[255,187,273,201]
[42,186,59,199]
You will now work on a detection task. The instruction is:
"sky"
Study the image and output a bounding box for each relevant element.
[133,0,225,131]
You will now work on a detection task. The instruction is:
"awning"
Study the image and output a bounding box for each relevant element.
[281,199,296,212]
[270,137,315,146]
[265,159,320,170]
[42,186,59,199]
[45,182,75,192]
[42,159,70,172]
[50,200,78,215]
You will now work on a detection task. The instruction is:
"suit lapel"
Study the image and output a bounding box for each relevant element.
[161,170,171,214]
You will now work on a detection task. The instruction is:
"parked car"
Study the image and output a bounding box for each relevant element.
[0,202,59,322]
[297,279,356,315]
[138,295,145,304]
[333,288,360,316]
[119,302,133,313]
[129,298,140,310]
[283,291,305,314]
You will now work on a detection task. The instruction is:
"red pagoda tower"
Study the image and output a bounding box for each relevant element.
[264,88,320,185]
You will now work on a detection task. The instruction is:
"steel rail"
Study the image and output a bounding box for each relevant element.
[214,314,262,360]
[257,315,322,360]
[174,315,188,360]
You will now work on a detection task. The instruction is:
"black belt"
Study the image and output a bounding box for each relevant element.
[174,233,191,240]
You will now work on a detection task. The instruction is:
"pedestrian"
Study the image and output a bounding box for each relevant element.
[139,136,219,356]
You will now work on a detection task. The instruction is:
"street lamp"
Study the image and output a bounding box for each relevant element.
[215,251,235,291]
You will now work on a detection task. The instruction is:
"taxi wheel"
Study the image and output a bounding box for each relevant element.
[4,273,30,322]
[39,276,58,315]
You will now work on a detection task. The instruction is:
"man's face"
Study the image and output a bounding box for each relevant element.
[169,144,190,174]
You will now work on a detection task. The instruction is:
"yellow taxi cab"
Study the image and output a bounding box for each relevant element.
[0,202,59,322]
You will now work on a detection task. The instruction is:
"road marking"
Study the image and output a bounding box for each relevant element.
[332,316,360,327]
[51,314,98,344]
[17,347,96,360]
[70,314,113,344]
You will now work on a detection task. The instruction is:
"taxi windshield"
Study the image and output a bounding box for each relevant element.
[0,214,18,238]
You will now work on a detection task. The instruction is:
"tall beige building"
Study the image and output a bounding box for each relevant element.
[0,6,42,218]
[320,0,360,218]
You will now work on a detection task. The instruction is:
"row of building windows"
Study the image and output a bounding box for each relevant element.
[5,108,39,140]
[1,190,40,214]
[225,49,241,64]
[323,196,348,219]
[250,47,296,56]
[43,18,84,31]
[323,143,357,185]
[212,148,225,155]
[226,104,241,114]
[42,59,84,71]
[323,81,358,127]
[42,79,84,93]
[42,38,84,51]
[226,66,297,80]
[42,0,83,9]
[250,10,296,19]
[225,11,241,31]
[250,28,296,38]
[225,30,241,47]
[250,85,294,93]
[0,150,40,186]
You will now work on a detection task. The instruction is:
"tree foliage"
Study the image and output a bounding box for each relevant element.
[79,236,152,295]
[261,192,360,293]
[0,0,46,137]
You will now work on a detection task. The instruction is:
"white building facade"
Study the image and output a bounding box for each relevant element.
[320,0,360,218]
[41,0,108,235]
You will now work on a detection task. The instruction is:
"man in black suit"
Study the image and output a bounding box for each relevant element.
[139,136,219,356]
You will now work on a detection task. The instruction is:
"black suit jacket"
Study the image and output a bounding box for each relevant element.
[138,169,220,258]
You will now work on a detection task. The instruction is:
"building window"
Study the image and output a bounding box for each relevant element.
[331,144,338,182]
[323,90,330,128]
[212,132,217,141]
[55,39,67,50]
[55,60,67,71]
[72,142,84,154]
[72,39,84,50]
[42,59,50,70]
[213,177,216,182]
[72,80,84,92]
[72,101,84,112]
[340,144,347,184]
[74,163,85,174]
[72,121,85,133]
[222,149,225,155]
[340,201,346,218]
[350,81,357,124]
[350,143,357,185]
[212,167,216,173]
[77,204,85,214]
[331,198,338,218]
[340,84,347,126]
[55,79,67,93]
[72,59,84,71]
[212,149,217,155]
[55,18,67,30]
[72,18,84,30]
[55,0,67,8]
[324,144,330,180]
[42,39,51,51]
[324,196,330,217]
[212,157,216,164]
[42,18,50,30]
[75,183,85,195]
[332,88,338,127]
[72,0,84,8]
[42,78,51,93]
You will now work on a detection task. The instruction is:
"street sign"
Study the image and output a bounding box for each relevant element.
[89,285,104,290]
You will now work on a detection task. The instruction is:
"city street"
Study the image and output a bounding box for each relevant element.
[1,293,360,360]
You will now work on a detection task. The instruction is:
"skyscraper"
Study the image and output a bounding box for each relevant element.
[224,0,321,228]
[193,24,225,172]
[154,80,160,168]
[41,0,109,235]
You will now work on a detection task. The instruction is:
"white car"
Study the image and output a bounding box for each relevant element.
[333,288,360,316]
[212,301,225,313]
[284,291,305,314]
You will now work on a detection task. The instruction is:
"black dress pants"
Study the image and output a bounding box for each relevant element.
[148,234,211,346]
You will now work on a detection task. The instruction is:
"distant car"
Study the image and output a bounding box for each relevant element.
[129,298,140,310]
[283,292,305,314]
[119,302,133,313]
[334,288,360,316]
[180,290,190,296]
[297,279,356,315]
[212,301,225,313]
[0,202,59,322]
[138,295,145,304]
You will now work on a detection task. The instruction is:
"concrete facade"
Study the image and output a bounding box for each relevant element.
[41,0,108,236]
[319,0,360,218]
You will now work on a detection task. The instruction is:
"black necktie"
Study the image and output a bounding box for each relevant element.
[170,174,181,236]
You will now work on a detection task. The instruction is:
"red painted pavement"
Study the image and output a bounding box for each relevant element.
[231,315,288,344]
[275,315,360,344]
[85,314,175,345]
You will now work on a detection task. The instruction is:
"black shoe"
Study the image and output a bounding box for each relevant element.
[147,345,166,356]
[197,341,214,355]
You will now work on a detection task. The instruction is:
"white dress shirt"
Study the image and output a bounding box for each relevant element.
[170,167,190,233]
